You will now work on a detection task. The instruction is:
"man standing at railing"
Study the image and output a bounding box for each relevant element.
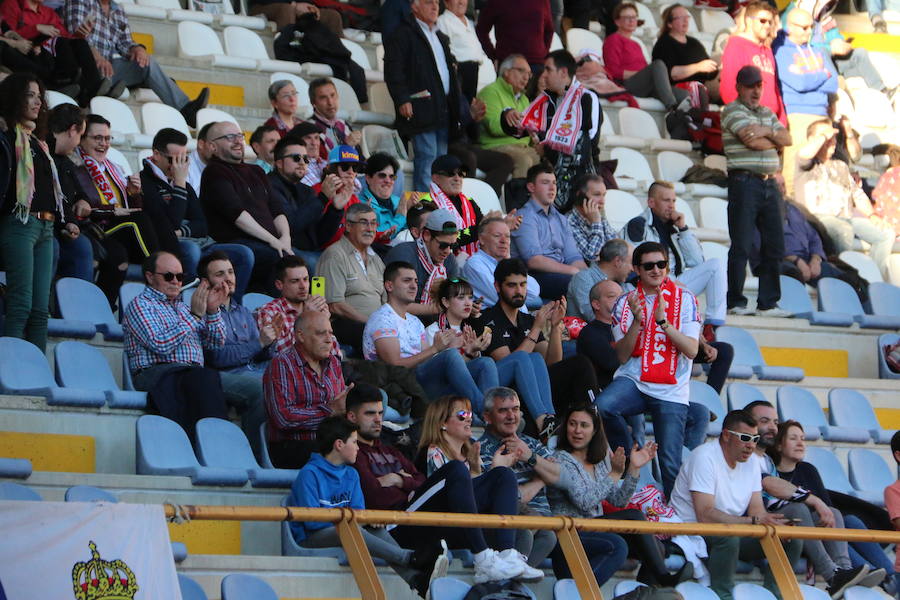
[670,409,801,600]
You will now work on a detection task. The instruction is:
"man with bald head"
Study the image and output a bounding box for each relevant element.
[263,309,351,468]
[200,121,299,295]
[463,216,542,310]
[576,279,623,389]
[774,7,838,192]
[567,238,632,322]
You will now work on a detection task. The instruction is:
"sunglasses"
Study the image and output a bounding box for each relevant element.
[280,153,310,164]
[454,410,473,421]
[640,260,668,271]
[727,429,760,444]
[374,171,397,181]
[337,163,359,172]
[436,169,466,177]
[437,241,459,251]
[155,271,184,282]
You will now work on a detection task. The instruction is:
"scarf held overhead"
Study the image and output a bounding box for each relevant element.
[521,78,585,156]
[620,278,682,384]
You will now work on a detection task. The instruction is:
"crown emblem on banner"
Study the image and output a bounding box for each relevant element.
[71,541,139,600]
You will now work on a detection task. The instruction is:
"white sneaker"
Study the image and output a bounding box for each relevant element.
[498,549,545,582]
[473,548,524,583]
[728,305,756,316]
[758,307,793,318]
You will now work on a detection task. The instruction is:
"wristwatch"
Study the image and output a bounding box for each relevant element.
[526,453,537,468]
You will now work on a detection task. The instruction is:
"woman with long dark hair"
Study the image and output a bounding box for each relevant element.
[0,72,66,351]
[548,402,693,588]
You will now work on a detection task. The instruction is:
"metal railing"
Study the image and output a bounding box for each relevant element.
[164,504,900,600]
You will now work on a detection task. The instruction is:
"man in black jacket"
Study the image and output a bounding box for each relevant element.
[141,128,255,298]
[267,136,344,274]
[383,0,462,192]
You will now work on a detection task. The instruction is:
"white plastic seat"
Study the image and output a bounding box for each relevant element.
[704,154,727,172]
[700,9,735,33]
[610,147,655,190]
[848,87,898,130]
[90,97,152,149]
[551,32,564,51]
[605,189,644,230]
[675,197,698,228]
[838,251,884,283]
[600,115,645,149]
[46,90,78,108]
[619,107,692,152]
[340,38,383,82]
[658,150,727,198]
[332,78,391,126]
[106,147,134,176]
[141,102,191,138]
[195,107,240,132]
[268,72,313,119]
[177,21,257,70]
[121,0,167,19]
[137,0,214,23]
[215,0,267,30]
[223,26,301,73]
[634,2,658,38]
[477,60,496,94]
[375,43,384,72]
[462,178,502,214]
[699,196,728,232]
[361,125,410,166]
[566,28,604,57]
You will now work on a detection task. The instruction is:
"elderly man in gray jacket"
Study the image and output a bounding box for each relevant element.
[622,181,731,328]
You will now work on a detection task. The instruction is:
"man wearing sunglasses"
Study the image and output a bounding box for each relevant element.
[316,145,366,249]
[123,250,230,442]
[670,410,801,600]
[268,136,344,275]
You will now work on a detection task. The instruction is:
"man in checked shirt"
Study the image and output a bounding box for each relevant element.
[123,251,230,441]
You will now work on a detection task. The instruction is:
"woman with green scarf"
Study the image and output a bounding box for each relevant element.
[0,73,67,352]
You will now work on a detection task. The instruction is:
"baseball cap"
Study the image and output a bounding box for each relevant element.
[327,144,362,165]
[424,208,459,234]
[736,65,763,87]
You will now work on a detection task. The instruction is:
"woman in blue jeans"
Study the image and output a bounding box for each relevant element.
[424,277,555,429]
[0,73,68,352]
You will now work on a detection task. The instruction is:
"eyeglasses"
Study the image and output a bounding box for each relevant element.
[374,171,397,181]
[436,169,466,178]
[212,133,244,143]
[618,14,639,20]
[436,241,459,251]
[154,271,184,282]
[277,91,299,100]
[509,66,531,76]
[639,260,668,271]
[88,135,112,143]
[726,430,760,444]
[454,410,472,421]
[670,14,691,21]
[347,218,378,228]
[279,153,310,164]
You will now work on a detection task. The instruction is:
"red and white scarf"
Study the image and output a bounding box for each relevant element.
[429,182,478,256]
[521,78,585,156]
[77,146,129,206]
[415,236,447,305]
[620,278,682,384]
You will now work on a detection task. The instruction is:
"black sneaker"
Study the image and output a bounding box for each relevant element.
[539,415,556,446]
[827,565,870,599]
[180,87,210,128]
[411,539,449,599]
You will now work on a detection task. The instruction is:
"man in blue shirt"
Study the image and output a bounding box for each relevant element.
[511,163,587,299]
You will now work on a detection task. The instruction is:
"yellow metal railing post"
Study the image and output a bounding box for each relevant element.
[758,525,802,600]
[557,516,603,600]
[335,508,386,600]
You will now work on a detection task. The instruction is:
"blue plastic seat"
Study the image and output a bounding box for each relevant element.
[178,574,208,600]
[431,577,471,600]
[726,382,767,411]
[0,337,105,407]
[843,586,887,600]
[717,326,804,381]
[0,481,41,500]
[819,277,900,329]
[778,276,854,327]
[136,415,249,486]
[828,388,896,444]
[0,457,32,478]
[258,422,275,469]
[799,584,830,600]
[47,317,97,339]
[733,582,777,600]
[122,353,136,390]
[676,581,722,600]
[847,449,893,507]
[54,341,147,409]
[118,282,144,321]
[878,334,900,380]
[689,380,724,436]
[279,496,348,561]
[804,447,855,495]
[195,418,298,488]
[221,573,278,600]
[64,485,117,502]
[869,282,900,320]
[242,292,273,313]
[56,278,124,340]
[777,386,869,443]
[615,581,650,596]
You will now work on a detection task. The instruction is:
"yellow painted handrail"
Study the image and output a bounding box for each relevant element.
[164,504,900,600]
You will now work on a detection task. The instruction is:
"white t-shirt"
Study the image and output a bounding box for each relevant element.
[363,303,426,361]
[424,321,462,346]
[610,288,702,405]
[670,440,762,523]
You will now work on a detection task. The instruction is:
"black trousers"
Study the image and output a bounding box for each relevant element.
[38,37,103,100]
[726,172,784,311]
[448,142,515,197]
[331,314,365,356]
[549,354,599,416]
[269,439,317,469]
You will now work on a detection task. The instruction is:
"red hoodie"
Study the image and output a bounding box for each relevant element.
[719,35,787,126]
[1,0,72,41]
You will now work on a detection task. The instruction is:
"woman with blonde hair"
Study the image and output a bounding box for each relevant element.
[653,5,718,116]
[412,395,544,583]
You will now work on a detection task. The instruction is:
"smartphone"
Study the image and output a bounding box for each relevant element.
[181,277,201,291]
[311,276,326,298]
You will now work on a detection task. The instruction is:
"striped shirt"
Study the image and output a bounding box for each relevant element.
[263,346,346,442]
[256,297,301,355]
[123,286,225,373]
[721,100,784,175]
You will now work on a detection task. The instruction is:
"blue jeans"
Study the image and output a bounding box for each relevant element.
[1,215,55,352]
[844,513,895,576]
[532,270,573,300]
[628,400,709,450]
[180,240,256,302]
[597,376,688,497]
[551,531,629,587]
[55,233,94,282]
[415,350,497,413]
[411,128,448,192]
[496,351,555,419]
[867,0,900,18]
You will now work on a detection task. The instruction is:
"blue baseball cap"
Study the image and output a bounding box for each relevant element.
[327,144,362,165]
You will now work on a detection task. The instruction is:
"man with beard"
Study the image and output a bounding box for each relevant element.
[257,255,331,355]
[743,400,873,596]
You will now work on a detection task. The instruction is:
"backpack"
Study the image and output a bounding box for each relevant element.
[463,580,535,600]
